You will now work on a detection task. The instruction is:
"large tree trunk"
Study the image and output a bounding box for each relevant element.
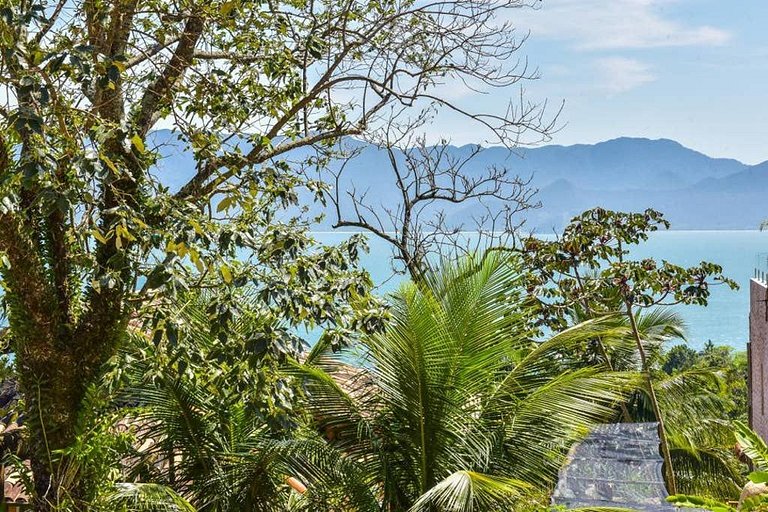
[1,241,127,511]
[19,345,85,511]
[18,317,125,511]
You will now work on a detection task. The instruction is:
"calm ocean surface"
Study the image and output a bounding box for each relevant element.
[315,230,768,351]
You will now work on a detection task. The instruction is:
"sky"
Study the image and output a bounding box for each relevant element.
[432,0,768,164]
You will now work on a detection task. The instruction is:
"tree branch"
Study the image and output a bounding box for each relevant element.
[33,0,67,45]
[132,13,205,136]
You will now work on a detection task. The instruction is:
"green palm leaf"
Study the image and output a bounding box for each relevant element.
[734,420,768,469]
[295,252,639,510]
[408,471,530,512]
[97,483,196,512]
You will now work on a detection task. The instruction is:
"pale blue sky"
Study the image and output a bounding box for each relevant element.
[432,0,768,164]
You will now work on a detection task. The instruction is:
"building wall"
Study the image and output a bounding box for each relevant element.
[749,278,768,440]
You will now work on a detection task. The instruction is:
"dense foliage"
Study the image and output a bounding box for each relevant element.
[96,253,640,511]
[670,421,768,512]
[293,253,639,511]
[0,0,754,508]
[54,250,743,511]
[663,342,748,422]
[0,223,752,510]
[0,0,549,507]
[521,207,741,496]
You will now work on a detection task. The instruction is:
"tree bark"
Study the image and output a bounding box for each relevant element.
[21,345,99,511]
[0,208,125,510]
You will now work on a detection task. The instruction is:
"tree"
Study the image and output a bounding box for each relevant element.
[326,118,544,281]
[0,0,552,507]
[662,343,748,422]
[654,368,745,499]
[669,421,768,512]
[293,253,638,511]
[522,207,739,494]
[663,345,698,374]
[110,290,322,511]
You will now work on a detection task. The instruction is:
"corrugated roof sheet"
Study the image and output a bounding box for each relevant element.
[552,422,677,511]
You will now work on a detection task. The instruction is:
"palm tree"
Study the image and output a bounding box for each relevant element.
[669,421,766,512]
[113,291,307,511]
[606,310,744,499]
[573,302,745,499]
[648,367,744,499]
[292,252,638,511]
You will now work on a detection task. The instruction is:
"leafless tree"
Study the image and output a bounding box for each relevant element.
[327,115,541,281]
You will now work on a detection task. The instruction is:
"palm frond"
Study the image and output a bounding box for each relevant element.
[408,471,530,512]
[499,370,639,485]
[96,483,196,512]
[277,437,380,512]
[634,308,687,345]
[652,369,745,499]
[672,445,743,499]
[735,420,768,469]
[294,253,645,508]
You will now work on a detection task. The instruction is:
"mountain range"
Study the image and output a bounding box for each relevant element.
[150,130,768,231]
[519,138,768,230]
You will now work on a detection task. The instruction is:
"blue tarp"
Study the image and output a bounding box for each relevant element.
[552,422,677,511]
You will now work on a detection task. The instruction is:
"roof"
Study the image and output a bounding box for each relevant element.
[552,422,675,512]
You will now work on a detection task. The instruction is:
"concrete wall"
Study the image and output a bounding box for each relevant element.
[749,278,768,440]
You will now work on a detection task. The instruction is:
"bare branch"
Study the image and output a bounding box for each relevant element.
[124,35,182,69]
[328,118,539,280]
[33,0,67,45]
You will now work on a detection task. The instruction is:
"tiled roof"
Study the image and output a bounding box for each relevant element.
[2,462,31,504]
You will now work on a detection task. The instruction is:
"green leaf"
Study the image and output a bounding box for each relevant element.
[735,420,768,469]
[749,471,768,484]
[101,154,118,173]
[221,264,233,284]
[131,134,146,154]
[667,494,737,512]
[220,0,237,16]
[216,195,234,212]
[91,229,108,244]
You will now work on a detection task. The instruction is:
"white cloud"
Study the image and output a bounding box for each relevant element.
[515,0,730,50]
[594,57,656,93]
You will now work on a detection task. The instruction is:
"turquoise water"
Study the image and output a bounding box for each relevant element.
[315,230,768,350]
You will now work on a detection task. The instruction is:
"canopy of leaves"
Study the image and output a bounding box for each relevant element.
[522,208,738,331]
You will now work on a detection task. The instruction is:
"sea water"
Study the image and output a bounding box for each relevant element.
[315,230,768,350]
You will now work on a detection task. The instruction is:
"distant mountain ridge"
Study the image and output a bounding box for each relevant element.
[524,140,768,230]
[149,130,768,231]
